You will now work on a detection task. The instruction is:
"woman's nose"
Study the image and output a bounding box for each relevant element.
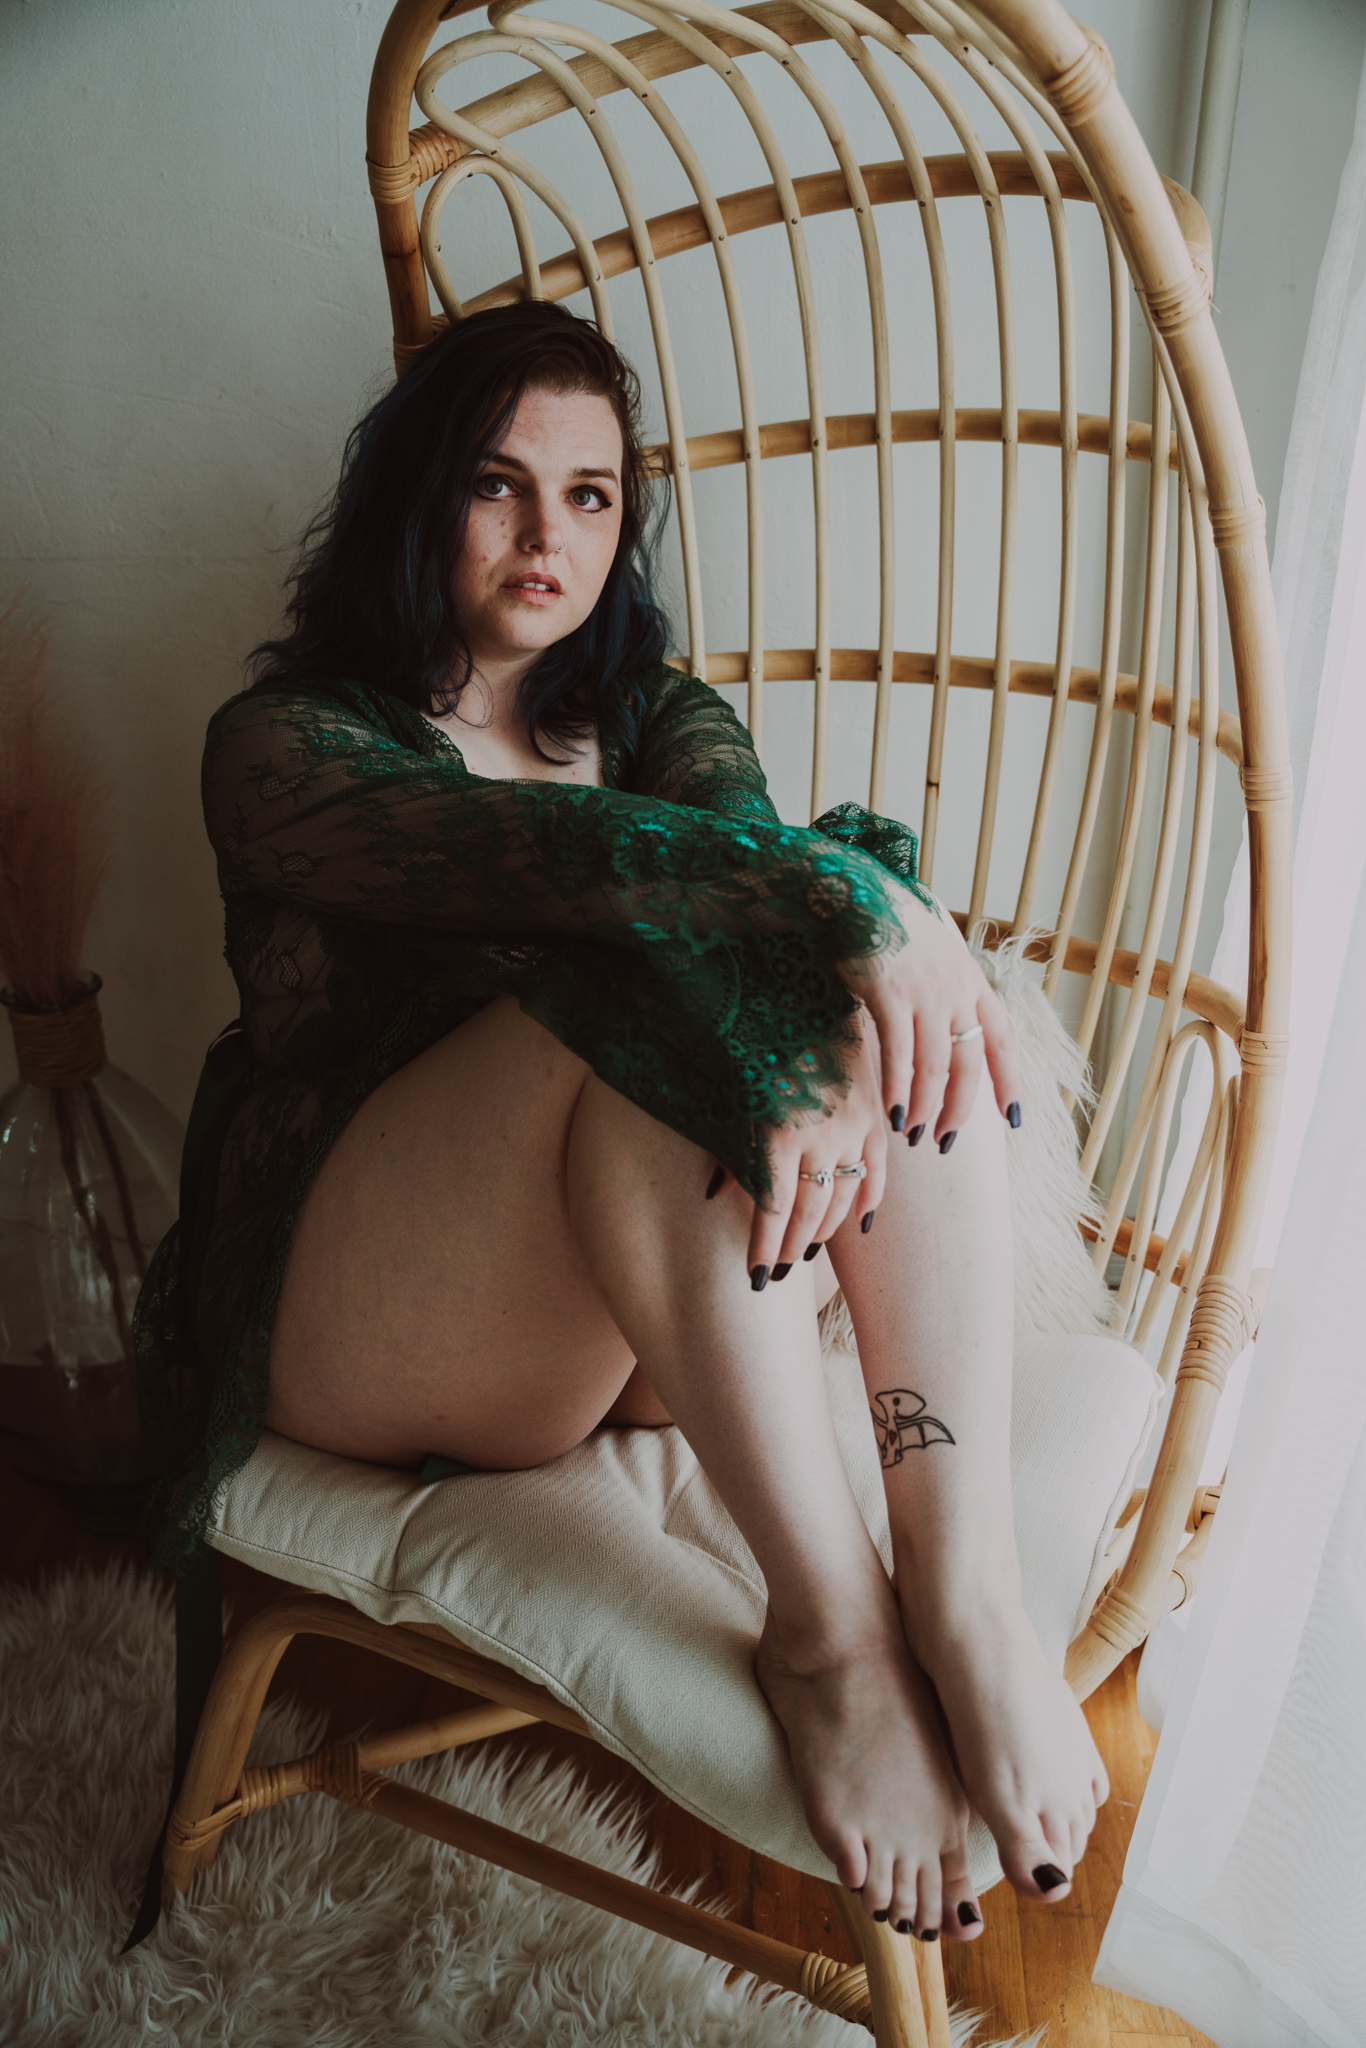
[521,496,565,557]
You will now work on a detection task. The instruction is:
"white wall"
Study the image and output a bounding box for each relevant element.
[1,0,1361,1122]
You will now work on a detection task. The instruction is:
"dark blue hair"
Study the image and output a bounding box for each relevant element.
[249,302,672,759]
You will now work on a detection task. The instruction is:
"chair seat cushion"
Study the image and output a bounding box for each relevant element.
[210,1330,1159,1891]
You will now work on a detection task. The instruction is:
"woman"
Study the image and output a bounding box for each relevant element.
[136,299,1107,1949]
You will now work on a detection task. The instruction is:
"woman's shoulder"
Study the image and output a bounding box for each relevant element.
[620,658,749,743]
[629,658,706,710]
[206,676,437,757]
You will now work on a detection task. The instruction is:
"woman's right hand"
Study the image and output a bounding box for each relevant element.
[740,1008,887,1287]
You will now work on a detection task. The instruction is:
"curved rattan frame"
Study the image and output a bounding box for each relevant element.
[161,7,1291,2039]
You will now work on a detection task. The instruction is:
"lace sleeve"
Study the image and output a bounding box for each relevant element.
[624,666,784,825]
[203,684,911,1193]
[626,665,937,911]
[204,685,900,962]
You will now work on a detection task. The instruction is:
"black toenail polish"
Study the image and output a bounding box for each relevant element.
[1006,1101,1022,1129]
[873,1910,888,1923]
[750,1265,769,1292]
[907,1124,926,1147]
[861,1210,875,1234]
[918,1929,938,1943]
[803,1242,822,1261]
[896,1920,913,1935]
[705,1165,724,1199]
[771,1263,791,1281]
[938,1130,957,1155]
[957,1902,981,1927]
[1033,1863,1067,1893]
[889,1103,905,1132]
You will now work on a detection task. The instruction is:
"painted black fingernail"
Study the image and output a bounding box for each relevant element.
[771,1262,792,1281]
[938,1130,957,1155]
[1006,1101,1021,1129]
[957,1902,981,1927]
[705,1165,724,1199]
[873,1909,888,1923]
[1033,1863,1067,1893]
[918,1929,938,1943]
[896,1920,913,1936]
[803,1242,822,1261]
[888,1103,905,1133]
[907,1124,926,1147]
[860,1210,875,1234]
[750,1265,769,1292]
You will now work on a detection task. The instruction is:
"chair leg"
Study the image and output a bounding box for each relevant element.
[826,1884,931,2048]
[914,1933,953,2048]
[160,1599,303,1897]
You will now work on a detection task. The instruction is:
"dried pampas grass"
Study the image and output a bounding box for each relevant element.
[0,605,111,1011]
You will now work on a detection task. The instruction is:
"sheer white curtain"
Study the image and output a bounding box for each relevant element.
[1094,51,1366,2045]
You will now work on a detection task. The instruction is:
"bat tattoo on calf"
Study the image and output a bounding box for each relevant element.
[870,1388,955,1468]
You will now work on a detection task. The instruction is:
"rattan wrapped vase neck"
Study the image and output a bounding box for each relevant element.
[5,981,108,1089]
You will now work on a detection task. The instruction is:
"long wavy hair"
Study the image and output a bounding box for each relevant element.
[249,302,672,759]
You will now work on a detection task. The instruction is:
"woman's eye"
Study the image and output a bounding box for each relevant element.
[476,474,514,499]
[569,486,609,511]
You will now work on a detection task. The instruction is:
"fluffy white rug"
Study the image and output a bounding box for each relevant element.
[0,1570,1042,2047]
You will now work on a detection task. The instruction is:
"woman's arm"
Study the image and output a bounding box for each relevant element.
[204,683,914,1202]
[205,684,902,968]
[620,667,785,825]
[618,668,1022,1270]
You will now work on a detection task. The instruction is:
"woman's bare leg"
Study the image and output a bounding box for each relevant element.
[567,1077,977,1940]
[826,1082,1109,1904]
[268,997,639,1469]
[270,999,979,1938]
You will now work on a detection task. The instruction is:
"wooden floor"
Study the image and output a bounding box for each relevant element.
[3,1461,1213,2046]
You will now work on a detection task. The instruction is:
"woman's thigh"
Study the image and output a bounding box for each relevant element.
[266,996,638,1468]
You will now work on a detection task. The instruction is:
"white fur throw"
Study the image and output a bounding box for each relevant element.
[0,1568,1038,2048]
[822,929,1113,1350]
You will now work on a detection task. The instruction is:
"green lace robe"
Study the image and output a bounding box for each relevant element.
[135,663,929,1570]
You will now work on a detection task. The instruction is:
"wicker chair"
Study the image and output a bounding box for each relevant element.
[149,1,1289,2039]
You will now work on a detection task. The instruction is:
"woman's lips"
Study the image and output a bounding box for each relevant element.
[504,572,562,604]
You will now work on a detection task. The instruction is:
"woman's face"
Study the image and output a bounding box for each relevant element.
[454,384,625,682]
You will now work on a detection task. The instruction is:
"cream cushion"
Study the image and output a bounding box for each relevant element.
[210,1329,1159,1894]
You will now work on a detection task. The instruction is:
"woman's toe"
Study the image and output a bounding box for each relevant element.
[885,1859,918,1938]
[941,1871,983,1940]
[861,1845,894,1920]
[1026,1852,1072,1900]
[834,1834,868,1895]
[1000,1819,1072,1901]
[911,1862,941,1942]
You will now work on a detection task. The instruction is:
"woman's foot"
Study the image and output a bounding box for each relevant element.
[755,1604,985,1941]
[904,1583,1109,1903]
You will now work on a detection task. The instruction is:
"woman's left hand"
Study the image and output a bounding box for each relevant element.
[837,883,1023,1147]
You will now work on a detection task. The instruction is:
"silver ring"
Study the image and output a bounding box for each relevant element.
[798,1161,867,1188]
[950,1023,985,1045]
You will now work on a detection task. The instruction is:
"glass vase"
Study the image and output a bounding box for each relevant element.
[0,978,183,1507]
